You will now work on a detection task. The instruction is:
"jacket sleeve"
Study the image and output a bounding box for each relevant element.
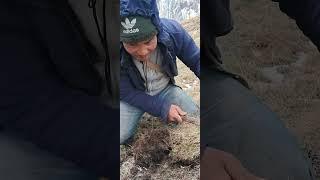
[202,0,233,37]
[169,20,200,78]
[273,0,320,50]
[120,69,171,120]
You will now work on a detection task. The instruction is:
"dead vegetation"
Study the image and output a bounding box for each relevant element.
[169,122,200,162]
[132,121,171,168]
[120,116,200,180]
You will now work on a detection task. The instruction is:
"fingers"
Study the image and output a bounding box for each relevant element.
[174,113,183,123]
[223,154,249,180]
[168,105,186,123]
[173,105,184,123]
[176,105,187,116]
[222,151,264,180]
[202,148,264,180]
[168,105,179,122]
[201,148,232,180]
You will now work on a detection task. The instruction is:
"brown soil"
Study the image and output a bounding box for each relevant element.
[120,116,200,180]
[132,126,171,168]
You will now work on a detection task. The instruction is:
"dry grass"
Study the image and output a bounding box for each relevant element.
[176,16,200,105]
[120,117,200,180]
[132,120,171,168]
[169,122,200,162]
[132,117,200,165]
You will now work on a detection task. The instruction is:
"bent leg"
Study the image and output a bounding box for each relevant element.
[120,101,144,144]
[201,68,315,179]
[158,85,200,116]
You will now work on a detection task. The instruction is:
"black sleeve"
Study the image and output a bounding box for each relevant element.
[273,0,320,50]
[0,2,119,179]
[201,0,233,37]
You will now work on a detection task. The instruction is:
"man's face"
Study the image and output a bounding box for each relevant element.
[123,35,157,61]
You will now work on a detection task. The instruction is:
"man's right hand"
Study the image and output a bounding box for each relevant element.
[167,104,187,123]
[201,147,264,180]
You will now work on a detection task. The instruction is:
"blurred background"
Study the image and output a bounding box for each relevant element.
[157,0,199,22]
[218,0,320,178]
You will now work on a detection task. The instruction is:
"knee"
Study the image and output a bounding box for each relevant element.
[170,86,183,95]
[120,130,132,145]
[120,116,140,145]
[162,86,183,100]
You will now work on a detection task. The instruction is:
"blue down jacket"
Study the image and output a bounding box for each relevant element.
[120,0,200,120]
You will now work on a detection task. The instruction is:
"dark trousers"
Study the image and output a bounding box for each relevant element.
[0,1,119,179]
[201,67,315,179]
[0,132,99,180]
[0,30,119,179]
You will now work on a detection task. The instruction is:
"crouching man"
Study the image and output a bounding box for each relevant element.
[120,0,200,144]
